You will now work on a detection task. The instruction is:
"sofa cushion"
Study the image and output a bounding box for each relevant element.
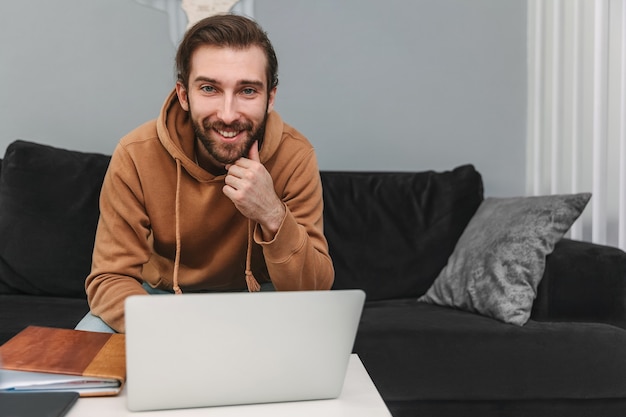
[321,165,483,301]
[0,140,110,297]
[419,193,590,325]
[354,299,626,402]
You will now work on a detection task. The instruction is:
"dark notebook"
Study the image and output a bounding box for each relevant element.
[0,391,79,417]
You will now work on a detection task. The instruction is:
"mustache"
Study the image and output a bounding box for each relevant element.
[202,119,253,132]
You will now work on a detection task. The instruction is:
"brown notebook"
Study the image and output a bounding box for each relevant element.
[0,326,125,397]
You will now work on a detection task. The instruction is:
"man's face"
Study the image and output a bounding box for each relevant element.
[176,45,276,165]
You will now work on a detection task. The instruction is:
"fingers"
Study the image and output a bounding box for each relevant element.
[224,161,257,195]
[221,142,283,231]
[222,140,266,214]
[224,169,248,193]
[230,141,259,168]
[225,146,258,173]
[225,141,261,181]
[247,140,260,162]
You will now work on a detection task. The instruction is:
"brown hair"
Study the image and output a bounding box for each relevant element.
[176,14,279,91]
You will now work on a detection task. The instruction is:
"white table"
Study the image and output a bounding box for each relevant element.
[66,354,391,416]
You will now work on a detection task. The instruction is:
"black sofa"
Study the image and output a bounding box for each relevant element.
[1,139,626,417]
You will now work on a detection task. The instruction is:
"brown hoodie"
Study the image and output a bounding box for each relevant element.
[85,90,334,332]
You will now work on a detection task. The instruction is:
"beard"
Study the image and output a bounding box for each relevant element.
[192,114,268,165]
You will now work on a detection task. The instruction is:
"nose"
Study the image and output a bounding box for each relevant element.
[217,94,239,124]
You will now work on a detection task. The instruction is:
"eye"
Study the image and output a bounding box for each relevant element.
[241,88,257,96]
[200,85,216,93]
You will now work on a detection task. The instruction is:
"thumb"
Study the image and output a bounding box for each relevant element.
[248,140,260,162]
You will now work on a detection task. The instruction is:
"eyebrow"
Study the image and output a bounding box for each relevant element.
[192,76,265,88]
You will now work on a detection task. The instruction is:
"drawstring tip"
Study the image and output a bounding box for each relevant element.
[245,270,261,292]
[244,219,260,292]
[173,285,182,295]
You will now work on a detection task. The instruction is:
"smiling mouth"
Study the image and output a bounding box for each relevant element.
[207,120,252,141]
[216,129,241,139]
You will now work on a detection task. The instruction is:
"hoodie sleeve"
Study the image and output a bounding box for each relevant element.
[85,144,151,333]
[254,149,334,290]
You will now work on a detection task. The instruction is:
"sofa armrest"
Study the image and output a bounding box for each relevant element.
[531,238,626,328]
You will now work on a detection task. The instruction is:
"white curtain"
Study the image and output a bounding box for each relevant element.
[527,0,626,250]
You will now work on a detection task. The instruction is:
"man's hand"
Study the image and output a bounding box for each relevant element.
[223,141,286,241]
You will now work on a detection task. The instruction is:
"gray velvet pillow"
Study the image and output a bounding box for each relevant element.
[418,193,591,326]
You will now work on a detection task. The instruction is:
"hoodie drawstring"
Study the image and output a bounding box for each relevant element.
[171,158,261,294]
[172,159,183,294]
[245,219,261,292]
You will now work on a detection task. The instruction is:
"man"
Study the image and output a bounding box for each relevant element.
[79,14,334,333]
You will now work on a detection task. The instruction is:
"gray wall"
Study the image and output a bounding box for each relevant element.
[0,0,526,197]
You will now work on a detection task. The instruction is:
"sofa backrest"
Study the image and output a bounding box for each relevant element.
[0,140,110,298]
[0,140,484,302]
[321,166,484,300]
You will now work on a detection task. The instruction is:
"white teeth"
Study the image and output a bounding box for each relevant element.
[218,130,238,138]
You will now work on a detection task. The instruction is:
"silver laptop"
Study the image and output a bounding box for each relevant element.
[124,289,365,411]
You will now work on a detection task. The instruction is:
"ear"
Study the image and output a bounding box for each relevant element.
[176,81,190,112]
[266,87,277,114]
